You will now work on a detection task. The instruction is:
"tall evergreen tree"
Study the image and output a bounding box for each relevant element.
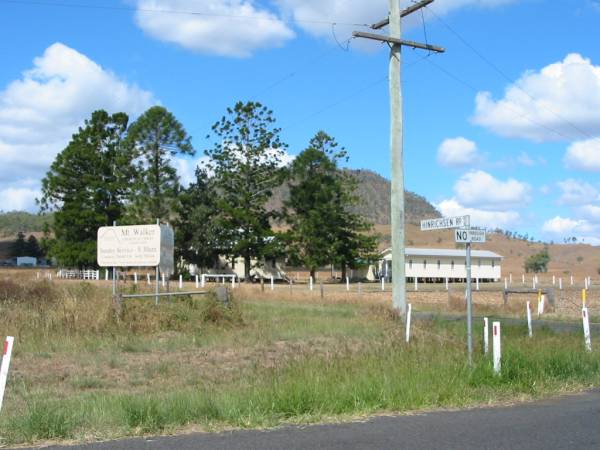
[25,235,42,258]
[175,168,225,273]
[285,132,376,280]
[40,110,131,267]
[205,101,287,280]
[10,231,27,257]
[126,106,194,222]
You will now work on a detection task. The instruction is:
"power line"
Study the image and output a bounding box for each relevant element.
[0,0,371,27]
[425,5,598,142]
[285,53,431,130]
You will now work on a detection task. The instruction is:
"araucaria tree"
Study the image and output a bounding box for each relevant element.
[175,168,225,274]
[126,106,194,222]
[285,131,376,280]
[40,110,131,267]
[205,101,287,280]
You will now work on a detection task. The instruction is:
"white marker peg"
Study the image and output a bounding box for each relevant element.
[492,322,501,375]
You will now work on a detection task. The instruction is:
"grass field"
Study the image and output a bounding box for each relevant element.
[0,276,599,446]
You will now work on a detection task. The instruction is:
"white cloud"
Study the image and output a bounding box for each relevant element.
[557,179,600,206]
[275,0,518,43]
[577,204,600,221]
[173,155,212,187]
[437,137,479,167]
[454,170,531,209]
[542,216,586,234]
[436,199,520,229]
[539,184,551,195]
[541,215,600,244]
[134,0,295,57]
[0,186,39,212]
[473,53,600,142]
[564,138,600,171]
[0,43,155,212]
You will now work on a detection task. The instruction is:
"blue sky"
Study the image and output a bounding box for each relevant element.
[1,0,600,244]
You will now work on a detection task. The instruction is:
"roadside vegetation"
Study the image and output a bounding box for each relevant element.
[0,278,599,446]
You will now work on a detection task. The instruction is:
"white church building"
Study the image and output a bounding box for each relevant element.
[376,247,502,282]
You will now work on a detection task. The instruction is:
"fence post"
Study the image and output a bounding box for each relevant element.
[201,274,205,288]
[346,277,350,292]
[446,277,449,290]
[405,304,412,343]
[134,272,138,284]
[0,336,15,413]
[195,274,199,289]
[582,307,592,352]
[309,276,313,291]
[381,278,385,291]
[271,275,274,291]
[483,317,489,354]
[492,322,501,375]
[320,282,324,299]
[527,301,532,337]
[414,277,418,291]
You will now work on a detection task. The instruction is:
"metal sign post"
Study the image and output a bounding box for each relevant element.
[422,215,491,368]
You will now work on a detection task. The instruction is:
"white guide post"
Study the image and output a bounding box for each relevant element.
[483,317,489,354]
[405,304,412,343]
[527,301,532,338]
[559,278,562,290]
[195,274,199,289]
[582,307,592,352]
[270,275,274,291]
[522,274,525,285]
[509,273,512,284]
[504,278,507,290]
[147,273,151,285]
[232,276,235,289]
[346,277,350,292]
[552,275,555,285]
[476,278,480,291]
[492,322,501,375]
[309,276,313,291]
[161,272,165,287]
[134,272,138,284]
[571,276,574,286]
[0,336,15,412]
[445,278,449,291]
[381,278,385,291]
[179,274,183,289]
[201,274,205,288]
[105,269,109,281]
[414,277,418,291]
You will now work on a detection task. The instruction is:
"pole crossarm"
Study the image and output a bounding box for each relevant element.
[352,31,445,53]
[371,0,435,29]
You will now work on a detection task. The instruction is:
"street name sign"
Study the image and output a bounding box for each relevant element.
[421,215,470,231]
[455,228,486,243]
[97,224,174,269]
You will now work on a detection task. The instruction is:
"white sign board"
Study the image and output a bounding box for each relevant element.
[97,224,174,268]
[455,228,486,243]
[421,215,470,231]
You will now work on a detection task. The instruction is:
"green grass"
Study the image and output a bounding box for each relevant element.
[0,280,599,446]
[2,322,599,444]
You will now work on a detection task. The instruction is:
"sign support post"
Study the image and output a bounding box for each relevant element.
[112,221,117,297]
[466,240,473,367]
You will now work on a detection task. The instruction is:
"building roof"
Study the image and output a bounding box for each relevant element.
[381,248,503,260]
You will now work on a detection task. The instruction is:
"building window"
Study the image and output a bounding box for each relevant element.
[423,260,427,269]
[409,260,412,269]
[451,260,455,270]
[437,260,441,269]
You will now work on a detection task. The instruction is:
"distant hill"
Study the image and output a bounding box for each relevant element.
[266,169,440,226]
[0,211,53,237]
[349,169,440,225]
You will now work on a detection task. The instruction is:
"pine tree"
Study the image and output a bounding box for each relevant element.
[10,231,27,257]
[40,110,131,267]
[205,101,287,280]
[285,132,376,280]
[126,106,194,223]
[25,235,42,258]
[175,168,226,274]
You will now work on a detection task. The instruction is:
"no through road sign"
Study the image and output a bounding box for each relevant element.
[455,229,486,243]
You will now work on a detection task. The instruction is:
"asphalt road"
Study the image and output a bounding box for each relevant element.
[18,390,600,450]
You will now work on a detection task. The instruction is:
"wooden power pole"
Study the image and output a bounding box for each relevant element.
[353,0,444,316]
